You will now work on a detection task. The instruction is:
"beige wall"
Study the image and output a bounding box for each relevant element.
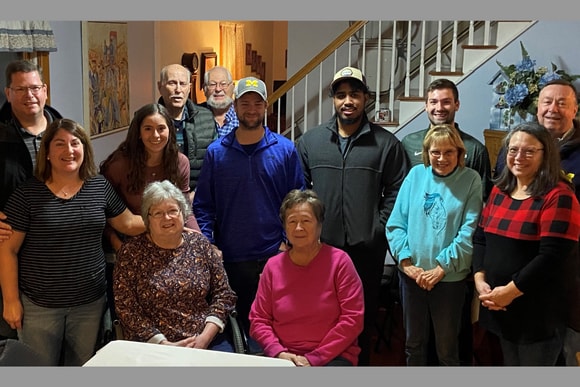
[155,20,287,103]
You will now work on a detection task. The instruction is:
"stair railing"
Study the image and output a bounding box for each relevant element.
[266,20,503,141]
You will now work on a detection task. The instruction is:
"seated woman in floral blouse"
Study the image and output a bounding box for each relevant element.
[113,180,237,351]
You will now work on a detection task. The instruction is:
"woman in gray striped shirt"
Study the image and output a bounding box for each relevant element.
[0,118,145,366]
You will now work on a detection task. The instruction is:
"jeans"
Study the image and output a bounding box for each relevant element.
[500,331,563,366]
[18,293,106,366]
[561,327,579,366]
[399,272,465,366]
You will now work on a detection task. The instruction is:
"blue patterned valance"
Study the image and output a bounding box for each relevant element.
[0,21,57,52]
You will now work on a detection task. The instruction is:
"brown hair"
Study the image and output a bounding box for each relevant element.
[99,103,183,193]
[36,118,98,181]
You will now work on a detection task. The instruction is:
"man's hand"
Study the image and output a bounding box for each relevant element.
[0,211,13,243]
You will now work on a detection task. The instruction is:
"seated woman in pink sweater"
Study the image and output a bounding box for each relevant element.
[249,189,364,366]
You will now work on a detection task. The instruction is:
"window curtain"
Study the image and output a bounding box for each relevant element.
[0,21,57,52]
[219,22,244,81]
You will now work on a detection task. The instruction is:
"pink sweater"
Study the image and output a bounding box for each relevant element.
[249,244,364,366]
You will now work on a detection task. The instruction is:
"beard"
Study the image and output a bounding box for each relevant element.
[337,111,363,126]
[239,114,265,130]
[207,95,233,110]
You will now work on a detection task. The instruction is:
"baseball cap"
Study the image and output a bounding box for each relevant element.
[330,66,367,90]
[235,77,267,101]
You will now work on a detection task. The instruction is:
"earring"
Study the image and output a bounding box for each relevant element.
[47,156,50,160]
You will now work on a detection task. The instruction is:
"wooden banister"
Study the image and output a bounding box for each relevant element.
[267,21,367,104]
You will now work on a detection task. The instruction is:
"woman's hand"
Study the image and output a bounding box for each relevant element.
[0,211,12,242]
[479,281,522,311]
[474,272,491,297]
[417,265,445,291]
[160,336,196,347]
[3,299,23,330]
[277,351,311,366]
[400,258,424,280]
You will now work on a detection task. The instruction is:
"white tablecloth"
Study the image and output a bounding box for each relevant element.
[83,340,294,367]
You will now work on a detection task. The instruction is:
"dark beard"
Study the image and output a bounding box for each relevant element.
[239,116,264,130]
[337,112,363,126]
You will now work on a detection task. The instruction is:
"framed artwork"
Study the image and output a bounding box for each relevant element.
[251,50,258,72]
[200,52,217,90]
[245,43,252,65]
[82,21,130,138]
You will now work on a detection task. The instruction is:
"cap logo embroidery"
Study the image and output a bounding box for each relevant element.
[341,69,353,77]
[245,79,259,88]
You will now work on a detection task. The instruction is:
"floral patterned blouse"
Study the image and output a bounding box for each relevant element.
[113,231,236,342]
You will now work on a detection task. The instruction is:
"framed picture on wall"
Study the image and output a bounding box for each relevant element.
[200,52,217,90]
[251,50,258,72]
[245,43,252,65]
[82,21,130,138]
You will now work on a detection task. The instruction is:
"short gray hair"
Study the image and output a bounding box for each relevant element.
[141,180,192,229]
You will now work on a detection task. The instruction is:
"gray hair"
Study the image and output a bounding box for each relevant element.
[159,64,191,84]
[141,180,192,229]
[203,66,233,88]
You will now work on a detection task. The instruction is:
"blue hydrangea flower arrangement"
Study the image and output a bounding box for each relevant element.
[496,41,580,123]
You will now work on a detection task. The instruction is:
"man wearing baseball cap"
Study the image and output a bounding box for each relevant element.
[194,76,304,353]
[296,66,411,366]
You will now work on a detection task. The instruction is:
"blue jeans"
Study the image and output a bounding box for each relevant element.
[562,327,580,366]
[399,272,465,366]
[500,331,563,366]
[18,293,106,366]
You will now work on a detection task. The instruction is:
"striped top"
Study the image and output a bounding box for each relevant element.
[4,175,127,308]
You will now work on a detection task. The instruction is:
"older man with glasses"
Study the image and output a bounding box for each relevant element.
[200,66,238,138]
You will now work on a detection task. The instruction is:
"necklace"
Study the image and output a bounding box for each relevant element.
[49,180,83,198]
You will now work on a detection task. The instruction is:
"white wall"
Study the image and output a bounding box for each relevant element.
[286,21,580,144]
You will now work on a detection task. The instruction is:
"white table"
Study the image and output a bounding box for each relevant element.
[83,340,294,367]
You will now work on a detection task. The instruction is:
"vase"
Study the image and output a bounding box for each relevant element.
[502,109,536,130]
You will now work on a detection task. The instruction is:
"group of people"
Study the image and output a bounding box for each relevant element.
[0,57,579,368]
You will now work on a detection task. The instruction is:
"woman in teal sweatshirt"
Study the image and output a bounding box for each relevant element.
[386,124,483,366]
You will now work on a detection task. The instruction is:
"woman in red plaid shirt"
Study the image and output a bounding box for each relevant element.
[473,122,580,366]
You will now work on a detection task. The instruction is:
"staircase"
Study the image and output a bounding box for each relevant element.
[266,20,536,140]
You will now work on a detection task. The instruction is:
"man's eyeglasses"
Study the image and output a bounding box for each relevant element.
[10,85,44,95]
[507,147,544,158]
[148,208,181,219]
[207,81,232,90]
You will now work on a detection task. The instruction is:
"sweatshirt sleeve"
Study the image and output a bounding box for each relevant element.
[386,168,414,266]
[304,252,364,366]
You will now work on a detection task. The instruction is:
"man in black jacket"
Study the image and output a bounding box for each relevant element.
[296,66,411,366]
[0,59,62,339]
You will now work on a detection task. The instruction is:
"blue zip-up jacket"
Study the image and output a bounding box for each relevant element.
[193,126,304,263]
